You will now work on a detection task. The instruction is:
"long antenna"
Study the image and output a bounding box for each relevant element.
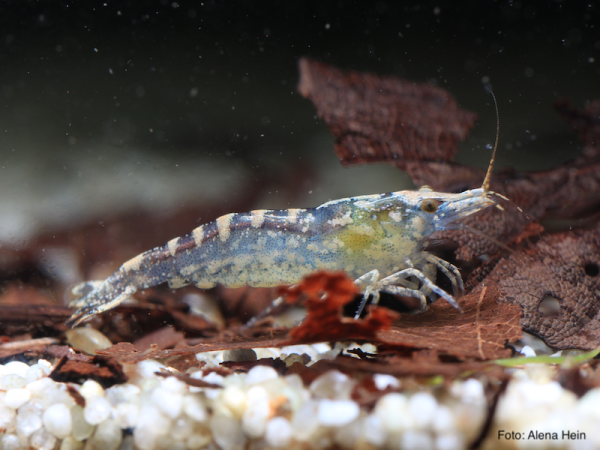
[482,88,499,194]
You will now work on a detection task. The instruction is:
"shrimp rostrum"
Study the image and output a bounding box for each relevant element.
[67,186,496,326]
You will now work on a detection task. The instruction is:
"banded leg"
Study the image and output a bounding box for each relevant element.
[354,270,381,318]
[425,254,464,296]
[376,268,462,311]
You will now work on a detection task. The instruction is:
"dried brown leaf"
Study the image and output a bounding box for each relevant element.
[555,98,600,160]
[221,357,287,374]
[50,355,127,388]
[287,354,508,385]
[399,160,600,260]
[155,370,222,389]
[95,342,172,364]
[297,58,476,165]
[0,337,59,358]
[133,325,185,352]
[484,224,600,350]
[376,285,522,360]
[44,345,93,362]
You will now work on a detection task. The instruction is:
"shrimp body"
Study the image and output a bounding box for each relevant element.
[67,186,494,326]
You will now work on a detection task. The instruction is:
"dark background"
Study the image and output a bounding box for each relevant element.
[0,1,598,248]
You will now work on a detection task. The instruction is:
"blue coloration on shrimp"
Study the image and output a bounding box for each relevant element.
[67,186,496,326]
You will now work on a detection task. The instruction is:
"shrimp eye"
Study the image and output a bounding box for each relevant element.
[419,199,439,213]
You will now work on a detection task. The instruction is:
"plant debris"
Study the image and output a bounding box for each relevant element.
[376,285,522,360]
[49,354,128,388]
[555,98,600,160]
[481,224,600,350]
[297,58,477,165]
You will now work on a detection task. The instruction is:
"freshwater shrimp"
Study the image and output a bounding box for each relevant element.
[67,97,501,327]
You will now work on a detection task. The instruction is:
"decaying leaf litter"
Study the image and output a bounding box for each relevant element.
[1,57,600,395]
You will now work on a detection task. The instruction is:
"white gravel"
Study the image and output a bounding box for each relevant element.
[0,346,596,449]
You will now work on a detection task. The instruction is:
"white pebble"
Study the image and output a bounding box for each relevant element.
[209,414,247,450]
[152,386,184,419]
[196,371,224,384]
[70,406,94,441]
[577,388,600,421]
[80,380,105,401]
[183,395,208,422]
[400,430,434,450]
[265,416,293,448]
[317,399,359,427]
[25,377,55,398]
[4,389,31,409]
[242,386,270,438]
[0,406,16,433]
[170,416,194,441]
[432,405,456,434]
[160,376,188,394]
[4,361,30,377]
[136,360,166,379]
[16,400,44,437]
[291,400,320,441]
[435,432,465,450]
[409,392,438,429]
[310,370,354,400]
[451,379,485,404]
[60,436,84,450]
[29,426,57,450]
[374,393,414,433]
[0,434,23,450]
[114,402,140,429]
[222,385,248,418]
[517,380,563,405]
[373,373,401,390]
[246,365,278,385]
[0,374,26,390]
[43,403,72,439]
[84,397,112,425]
[334,417,365,448]
[520,345,536,357]
[154,435,186,450]
[363,414,386,447]
[134,405,172,450]
[105,383,141,405]
[41,386,76,409]
[37,359,52,369]
[65,327,112,355]
[181,292,225,326]
[85,418,122,450]
[24,364,52,383]
[185,431,212,449]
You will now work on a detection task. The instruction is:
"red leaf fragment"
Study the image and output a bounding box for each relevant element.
[282,272,398,344]
[297,58,477,165]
